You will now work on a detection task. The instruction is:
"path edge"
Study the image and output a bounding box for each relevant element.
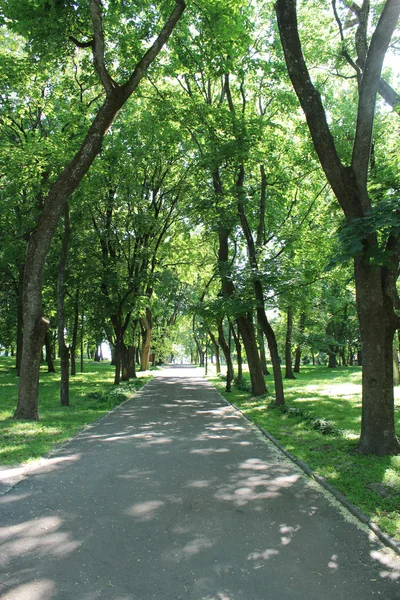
[217,391,400,557]
[0,377,154,497]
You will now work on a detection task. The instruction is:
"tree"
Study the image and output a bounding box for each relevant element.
[275,0,400,454]
[6,0,186,419]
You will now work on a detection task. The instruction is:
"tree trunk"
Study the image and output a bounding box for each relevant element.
[393,342,399,386]
[294,347,301,373]
[217,320,234,383]
[80,312,84,373]
[231,320,243,384]
[15,261,24,376]
[341,348,347,367]
[194,337,205,367]
[114,343,121,385]
[14,0,186,420]
[258,329,270,376]
[257,309,284,405]
[128,321,138,378]
[235,176,283,404]
[328,351,337,369]
[111,310,131,384]
[294,312,305,373]
[140,308,152,371]
[276,0,400,453]
[239,314,268,396]
[217,225,267,396]
[128,345,137,379]
[355,259,400,455]
[70,290,79,376]
[208,331,221,374]
[44,331,56,373]
[285,306,296,379]
[349,346,354,366]
[57,204,70,407]
[121,342,129,381]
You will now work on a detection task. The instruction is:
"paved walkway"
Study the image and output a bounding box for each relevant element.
[0,366,399,599]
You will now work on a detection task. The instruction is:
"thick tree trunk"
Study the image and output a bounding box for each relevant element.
[217,320,234,383]
[57,205,70,407]
[14,0,186,420]
[328,351,337,369]
[257,309,284,405]
[239,314,267,395]
[112,310,131,384]
[355,259,400,455]
[44,331,56,373]
[285,306,296,379]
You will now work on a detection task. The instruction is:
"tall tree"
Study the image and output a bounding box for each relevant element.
[7,0,186,419]
[275,0,400,454]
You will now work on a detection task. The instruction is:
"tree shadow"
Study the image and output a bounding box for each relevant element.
[0,366,399,599]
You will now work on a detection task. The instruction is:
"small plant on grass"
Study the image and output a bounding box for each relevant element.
[310,417,338,436]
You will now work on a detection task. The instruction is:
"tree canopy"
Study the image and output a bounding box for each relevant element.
[0,0,399,455]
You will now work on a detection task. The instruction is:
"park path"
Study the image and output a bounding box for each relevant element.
[0,365,399,600]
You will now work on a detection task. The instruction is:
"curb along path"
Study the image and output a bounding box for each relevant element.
[0,366,399,600]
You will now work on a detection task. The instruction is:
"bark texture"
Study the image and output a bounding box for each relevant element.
[284,306,296,379]
[57,205,71,407]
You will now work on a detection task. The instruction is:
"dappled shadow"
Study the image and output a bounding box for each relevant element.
[0,365,399,599]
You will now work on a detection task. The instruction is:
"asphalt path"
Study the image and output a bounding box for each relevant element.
[0,365,399,599]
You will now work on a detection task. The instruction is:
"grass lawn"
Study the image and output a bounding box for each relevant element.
[208,365,400,544]
[0,357,151,466]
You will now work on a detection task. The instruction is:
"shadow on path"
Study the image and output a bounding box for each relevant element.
[0,366,399,599]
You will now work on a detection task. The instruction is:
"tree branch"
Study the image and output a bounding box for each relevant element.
[69,35,94,49]
[90,0,116,94]
[122,1,186,98]
[275,0,352,214]
[352,0,400,190]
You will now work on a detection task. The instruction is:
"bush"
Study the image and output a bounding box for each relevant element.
[234,378,252,393]
[85,391,106,403]
[310,417,337,435]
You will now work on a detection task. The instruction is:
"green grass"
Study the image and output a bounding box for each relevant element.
[208,365,400,543]
[0,357,151,466]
